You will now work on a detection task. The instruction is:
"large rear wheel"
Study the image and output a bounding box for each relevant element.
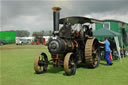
[34,53,48,74]
[85,38,100,68]
[64,52,76,75]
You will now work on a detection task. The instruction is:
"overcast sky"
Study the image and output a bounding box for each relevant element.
[1,0,128,33]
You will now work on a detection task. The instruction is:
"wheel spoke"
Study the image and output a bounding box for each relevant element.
[39,56,40,60]
[39,66,41,70]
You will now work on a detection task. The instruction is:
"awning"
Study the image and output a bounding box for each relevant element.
[93,28,121,37]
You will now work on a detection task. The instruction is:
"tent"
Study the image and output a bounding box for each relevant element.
[93,28,123,60]
[93,28,121,37]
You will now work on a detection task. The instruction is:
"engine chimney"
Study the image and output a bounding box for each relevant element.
[52,7,61,36]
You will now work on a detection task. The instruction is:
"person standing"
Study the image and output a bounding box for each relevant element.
[100,37,113,65]
[89,28,93,37]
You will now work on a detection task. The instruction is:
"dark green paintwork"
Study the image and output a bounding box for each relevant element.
[95,20,128,52]
[95,23,103,30]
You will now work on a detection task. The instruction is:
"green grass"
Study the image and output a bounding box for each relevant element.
[0,45,128,85]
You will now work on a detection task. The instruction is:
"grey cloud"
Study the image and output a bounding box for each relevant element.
[1,0,128,33]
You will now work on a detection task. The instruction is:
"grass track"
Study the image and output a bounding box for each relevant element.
[0,45,128,85]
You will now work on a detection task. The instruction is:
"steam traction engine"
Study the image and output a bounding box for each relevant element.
[34,7,103,75]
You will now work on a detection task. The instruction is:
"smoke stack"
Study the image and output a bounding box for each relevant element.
[52,7,61,35]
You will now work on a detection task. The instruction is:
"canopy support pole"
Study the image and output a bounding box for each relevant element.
[114,36,121,61]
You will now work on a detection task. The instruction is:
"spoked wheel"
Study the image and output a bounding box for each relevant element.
[85,38,100,68]
[64,52,76,76]
[34,52,48,74]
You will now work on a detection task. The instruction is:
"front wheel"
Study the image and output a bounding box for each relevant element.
[64,52,76,76]
[34,53,48,74]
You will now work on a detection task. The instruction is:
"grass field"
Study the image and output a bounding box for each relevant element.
[0,44,128,85]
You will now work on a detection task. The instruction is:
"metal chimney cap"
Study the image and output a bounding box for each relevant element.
[52,7,61,12]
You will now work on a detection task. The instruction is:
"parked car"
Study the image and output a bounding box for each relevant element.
[16,39,23,45]
[16,39,31,45]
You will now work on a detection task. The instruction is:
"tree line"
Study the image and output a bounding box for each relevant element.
[0,30,53,37]
[32,30,53,37]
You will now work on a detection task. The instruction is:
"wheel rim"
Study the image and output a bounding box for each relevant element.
[64,53,76,75]
[34,53,48,74]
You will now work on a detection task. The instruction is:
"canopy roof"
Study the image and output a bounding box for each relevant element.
[93,28,121,37]
[59,16,104,24]
[103,19,128,24]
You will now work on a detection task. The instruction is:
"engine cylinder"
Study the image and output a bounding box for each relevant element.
[48,38,74,55]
